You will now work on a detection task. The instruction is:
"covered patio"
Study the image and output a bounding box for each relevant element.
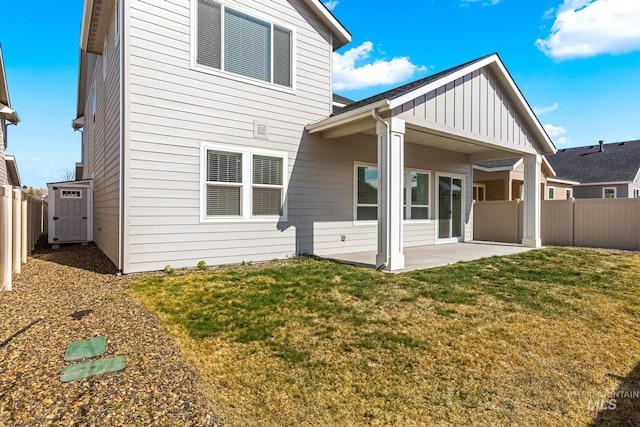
[308,54,556,271]
[328,241,536,272]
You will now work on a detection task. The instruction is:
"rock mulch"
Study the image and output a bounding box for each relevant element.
[0,242,221,426]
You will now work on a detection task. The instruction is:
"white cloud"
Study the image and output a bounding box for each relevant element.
[333,42,427,91]
[542,7,556,20]
[323,0,339,11]
[461,0,500,6]
[534,102,559,115]
[544,124,567,137]
[556,137,571,144]
[536,0,640,59]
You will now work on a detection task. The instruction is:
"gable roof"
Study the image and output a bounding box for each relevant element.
[310,53,555,156]
[333,54,495,116]
[546,140,640,183]
[0,44,19,125]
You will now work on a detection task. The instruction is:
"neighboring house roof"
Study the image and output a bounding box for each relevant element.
[5,155,21,187]
[546,140,640,183]
[0,44,19,125]
[474,158,521,171]
[333,94,355,106]
[312,53,555,156]
[474,156,557,177]
[332,94,354,114]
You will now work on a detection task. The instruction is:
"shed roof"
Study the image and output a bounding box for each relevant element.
[546,140,640,183]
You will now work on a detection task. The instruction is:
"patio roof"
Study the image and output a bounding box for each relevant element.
[307,53,556,160]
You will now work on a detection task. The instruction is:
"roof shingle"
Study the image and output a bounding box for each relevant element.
[546,140,640,183]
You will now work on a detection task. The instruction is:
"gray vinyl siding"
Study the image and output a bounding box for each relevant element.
[397,68,539,153]
[82,10,121,268]
[0,121,6,185]
[124,0,333,273]
[291,135,473,257]
[574,184,628,199]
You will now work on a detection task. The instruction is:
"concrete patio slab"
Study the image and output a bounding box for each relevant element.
[327,241,537,273]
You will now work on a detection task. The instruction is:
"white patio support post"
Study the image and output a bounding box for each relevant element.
[376,118,405,271]
[0,185,13,291]
[522,154,542,248]
[12,189,21,274]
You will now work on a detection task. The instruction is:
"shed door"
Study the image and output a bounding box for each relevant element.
[54,188,87,243]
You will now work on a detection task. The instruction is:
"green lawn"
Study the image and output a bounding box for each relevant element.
[127,248,640,426]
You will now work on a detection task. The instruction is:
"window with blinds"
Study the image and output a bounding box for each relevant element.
[203,147,286,219]
[252,155,283,216]
[206,150,242,216]
[196,0,293,88]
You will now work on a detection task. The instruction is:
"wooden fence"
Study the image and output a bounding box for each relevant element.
[473,198,640,251]
[0,185,47,291]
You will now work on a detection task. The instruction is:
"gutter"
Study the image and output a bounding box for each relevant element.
[371,108,389,271]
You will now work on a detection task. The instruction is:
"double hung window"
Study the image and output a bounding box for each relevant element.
[203,145,286,220]
[196,0,293,88]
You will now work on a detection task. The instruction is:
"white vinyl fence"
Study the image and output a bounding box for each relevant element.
[473,198,640,250]
[0,185,47,291]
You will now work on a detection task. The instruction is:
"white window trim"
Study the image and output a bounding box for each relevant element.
[603,187,617,199]
[200,142,288,222]
[473,183,486,202]
[566,188,572,199]
[435,171,466,244]
[353,162,432,224]
[90,82,97,123]
[404,168,431,223]
[548,186,555,200]
[634,188,640,198]
[103,39,108,81]
[190,0,297,94]
[353,162,378,226]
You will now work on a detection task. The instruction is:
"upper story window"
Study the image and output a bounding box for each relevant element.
[196,0,293,88]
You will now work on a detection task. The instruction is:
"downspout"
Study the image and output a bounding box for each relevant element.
[118,0,125,275]
[371,108,390,270]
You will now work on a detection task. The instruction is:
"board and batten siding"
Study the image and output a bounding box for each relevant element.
[397,68,541,154]
[124,0,335,272]
[82,9,121,267]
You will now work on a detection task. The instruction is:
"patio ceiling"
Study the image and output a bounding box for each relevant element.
[313,114,532,162]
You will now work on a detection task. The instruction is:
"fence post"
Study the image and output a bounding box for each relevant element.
[570,198,575,247]
[514,199,521,244]
[21,194,27,265]
[12,189,21,274]
[0,185,13,291]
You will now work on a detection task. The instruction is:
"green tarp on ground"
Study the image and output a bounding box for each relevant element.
[64,336,106,361]
[60,356,126,383]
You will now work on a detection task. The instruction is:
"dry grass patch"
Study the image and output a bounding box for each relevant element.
[127,249,640,426]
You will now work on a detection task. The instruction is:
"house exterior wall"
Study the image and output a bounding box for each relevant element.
[397,68,540,153]
[302,137,473,258]
[574,184,628,199]
[81,6,121,267]
[0,121,7,185]
[123,0,336,272]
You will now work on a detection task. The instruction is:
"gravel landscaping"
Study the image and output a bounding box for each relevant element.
[0,241,221,426]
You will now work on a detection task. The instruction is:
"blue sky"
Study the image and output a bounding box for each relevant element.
[1,0,640,188]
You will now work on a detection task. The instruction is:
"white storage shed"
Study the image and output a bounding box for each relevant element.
[47,180,93,244]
